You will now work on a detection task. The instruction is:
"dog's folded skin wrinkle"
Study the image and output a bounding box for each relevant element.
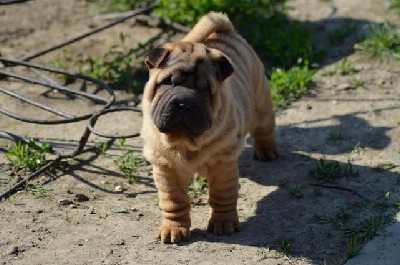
[140,12,278,243]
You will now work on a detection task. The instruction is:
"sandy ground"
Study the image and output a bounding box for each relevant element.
[1,0,400,264]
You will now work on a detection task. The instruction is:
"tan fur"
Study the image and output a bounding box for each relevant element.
[141,12,277,243]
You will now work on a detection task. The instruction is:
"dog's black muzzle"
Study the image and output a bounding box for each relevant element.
[151,85,212,136]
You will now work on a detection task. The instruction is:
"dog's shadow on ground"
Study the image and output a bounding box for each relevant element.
[189,109,399,262]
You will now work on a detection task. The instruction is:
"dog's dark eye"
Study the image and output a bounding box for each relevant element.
[159,76,173,86]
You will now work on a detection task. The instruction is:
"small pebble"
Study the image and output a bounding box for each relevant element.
[58,199,73,206]
[5,245,18,256]
[74,193,89,202]
[89,207,96,214]
[113,208,129,214]
[136,213,144,221]
[336,83,351,90]
[3,164,12,171]
[116,240,125,246]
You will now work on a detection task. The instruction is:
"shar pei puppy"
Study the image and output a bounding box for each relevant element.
[141,12,278,243]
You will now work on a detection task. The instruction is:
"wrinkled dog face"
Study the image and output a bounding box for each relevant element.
[145,42,233,137]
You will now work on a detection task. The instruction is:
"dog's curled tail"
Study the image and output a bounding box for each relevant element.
[182,12,234,43]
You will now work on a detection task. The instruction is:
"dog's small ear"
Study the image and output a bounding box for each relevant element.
[215,55,233,82]
[145,47,171,69]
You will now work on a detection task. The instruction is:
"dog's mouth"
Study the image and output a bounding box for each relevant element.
[150,85,212,137]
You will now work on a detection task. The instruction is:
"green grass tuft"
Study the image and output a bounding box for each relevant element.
[346,235,360,259]
[377,162,397,170]
[80,33,147,94]
[345,213,394,242]
[113,140,148,184]
[390,0,400,13]
[188,176,207,199]
[278,240,291,256]
[5,140,50,171]
[338,58,357,75]
[270,60,315,108]
[356,23,400,60]
[310,159,359,182]
[289,184,305,199]
[24,182,51,197]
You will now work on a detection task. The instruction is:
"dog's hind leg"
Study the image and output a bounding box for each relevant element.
[251,110,278,161]
[250,75,278,161]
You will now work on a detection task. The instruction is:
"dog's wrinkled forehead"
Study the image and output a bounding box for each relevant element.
[149,42,210,66]
[168,42,209,64]
[145,42,233,88]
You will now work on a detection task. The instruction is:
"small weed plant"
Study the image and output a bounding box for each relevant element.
[347,142,364,161]
[188,176,207,199]
[356,23,400,60]
[327,130,345,142]
[24,182,51,197]
[377,162,397,170]
[390,0,400,13]
[99,142,109,155]
[338,58,357,75]
[311,207,351,229]
[270,60,315,108]
[289,184,305,199]
[278,240,291,256]
[345,213,394,242]
[114,150,148,184]
[310,159,359,182]
[352,76,363,88]
[50,49,76,84]
[80,33,147,93]
[345,235,360,259]
[5,140,50,171]
[373,191,400,211]
[113,138,148,183]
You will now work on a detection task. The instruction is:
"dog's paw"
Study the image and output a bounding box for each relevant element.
[207,218,240,236]
[254,147,278,161]
[159,224,190,243]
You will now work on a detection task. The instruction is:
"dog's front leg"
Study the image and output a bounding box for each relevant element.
[206,160,240,235]
[153,165,191,243]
